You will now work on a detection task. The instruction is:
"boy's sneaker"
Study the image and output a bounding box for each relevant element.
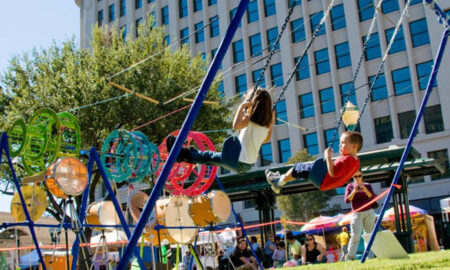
[265,170,281,194]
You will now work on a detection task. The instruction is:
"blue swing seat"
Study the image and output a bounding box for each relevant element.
[220,135,242,172]
[308,158,328,189]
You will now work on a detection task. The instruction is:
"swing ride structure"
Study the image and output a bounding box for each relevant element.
[0,0,448,269]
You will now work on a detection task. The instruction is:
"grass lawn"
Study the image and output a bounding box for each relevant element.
[288,250,450,269]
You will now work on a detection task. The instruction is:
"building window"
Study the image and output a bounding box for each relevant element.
[121,25,127,40]
[295,55,309,80]
[179,0,188,18]
[244,199,256,209]
[374,116,393,144]
[148,0,155,3]
[319,87,336,114]
[408,0,422,5]
[260,143,273,166]
[335,42,351,69]
[108,4,115,22]
[252,69,266,88]
[193,22,203,44]
[193,0,202,12]
[249,33,262,57]
[310,11,326,36]
[216,80,224,98]
[135,18,142,37]
[369,74,388,101]
[161,6,169,25]
[363,33,381,61]
[278,139,291,163]
[149,11,156,28]
[428,149,450,180]
[340,82,357,107]
[424,105,444,134]
[267,27,280,50]
[264,0,276,17]
[120,0,126,17]
[180,27,189,45]
[299,93,315,118]
[135,0,142,9]
[330,4,346,31]
[303,133,319,156]
[416,60,437,90]
[235,74,247,97]
[288,0,301,8]
[410,18,430,48]
[164,35,170,45]
[385,26,406,54]
[398,110,416,139]
[275,100,287,124]
[232,40,244,63]
[97,9,104,26]
[209,16,220,37]
[270,63,283,87]
[392,67,412,96]
[230,8,242,28]
[314,48,330,75]
[324,128,339,153]
[357,0,375,22]
[209,0,217,5]
[381,0,399,14]
[291,18,305,43]
[247,0,259,23]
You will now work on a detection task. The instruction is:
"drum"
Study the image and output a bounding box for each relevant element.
[147,196,198,246]
[207,190,231,223]
[45,157,88,199]
[85,201,120,229]
[189,195,215,227]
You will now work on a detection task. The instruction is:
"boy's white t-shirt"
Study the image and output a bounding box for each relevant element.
[238,121,269,164]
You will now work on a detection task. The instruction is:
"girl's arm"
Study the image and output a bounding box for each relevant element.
[233,101,251,131]
[263,110,275,143]
[316,243,327,261]
[301,245,307,265]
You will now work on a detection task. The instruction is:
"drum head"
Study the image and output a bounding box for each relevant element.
[189,195,215,227]
[99,201,120,226]
[52,157,88,196]
[209,190,231,222]
[164,196,198,244]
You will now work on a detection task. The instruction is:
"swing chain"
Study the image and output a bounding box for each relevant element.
[272,0,337,109]
[250,0,301,98]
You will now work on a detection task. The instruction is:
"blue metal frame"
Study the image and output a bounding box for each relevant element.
[116,0,250,268]
[71,148,146,270]
[361,27,449,262]
[0,133,47,270]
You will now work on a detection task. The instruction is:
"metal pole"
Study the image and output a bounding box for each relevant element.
[0,133,47,270]
[361,28,449,263]
[116,1,250,268]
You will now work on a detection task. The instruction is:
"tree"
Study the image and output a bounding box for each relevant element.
[276,149,338,230]
[0,17,233,244]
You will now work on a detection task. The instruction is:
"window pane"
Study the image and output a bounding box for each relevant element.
[135,0,142,9]
[374,116,393,144]
[398,110,416,139]
[363,32,381,61]
[232,40,244,63]
[97,9,104,26]
[357,0,375,22]
[209,16,220,37]
[385,26,406,54]
[161,6,169,25]
[252,69,266,88]
[314,48,330,75]
[249,33,262,57]
[260,143,273,166]
[267,27,280,50]
[235,74,247,97]
[275,100,287,124]
[216,81,224,98]
[194,21,204,43]
[247,0,259,23]
[109,4,115,22]
[208,0,217,5]
[270,63,283,87]
[428,149,450,180]
[410,18,430,48]
[230,8,242,28]
[264,0,276,17]
[180,27,189,45]
[288,0,301,8]
[381,0,399,14]
[135,18,143,37]
[331,4,346,30]
[335,42,351,69]
[278,139,291,163]
[310,11,326,36]
[392,67,412,96]
[324,128,339,153]
[424,105,444,134]
[120,0,126,17]
[416,60,437,90]
[193,0,202,12]
[291,18,305,43]
[369,74,388,101]
[340,82,357,106]
[303,133,319,156]
[300,93,315,118]
[295,55,310,80]
[319,87,336,114]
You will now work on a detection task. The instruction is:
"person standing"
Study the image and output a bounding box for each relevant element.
[263,233,276,267]
[344,170,376,261]
[336,227,350,261]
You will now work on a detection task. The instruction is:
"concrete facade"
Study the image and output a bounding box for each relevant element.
[75,0,450,224]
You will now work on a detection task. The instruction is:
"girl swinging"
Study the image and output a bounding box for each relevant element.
[166,87,274,174]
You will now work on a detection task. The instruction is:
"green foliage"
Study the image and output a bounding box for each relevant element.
[276,149,337,230]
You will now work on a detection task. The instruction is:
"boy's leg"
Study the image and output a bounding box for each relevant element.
[266,162,313,194]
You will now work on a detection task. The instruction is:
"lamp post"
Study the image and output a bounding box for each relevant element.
[342,101,359,131]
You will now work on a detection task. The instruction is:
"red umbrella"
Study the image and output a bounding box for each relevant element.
[300,216,338,233]
[383,204,427,221]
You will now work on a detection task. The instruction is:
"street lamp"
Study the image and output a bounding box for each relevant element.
[342,101,359,131]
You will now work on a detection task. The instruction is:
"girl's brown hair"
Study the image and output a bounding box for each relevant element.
[248,88,273,127]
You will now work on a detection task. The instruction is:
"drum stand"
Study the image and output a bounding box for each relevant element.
[90,230,110,270]
[67,196,92,270]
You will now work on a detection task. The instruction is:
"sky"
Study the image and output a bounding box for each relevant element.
[0,1,80,212]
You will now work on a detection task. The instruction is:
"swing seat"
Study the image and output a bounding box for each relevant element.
[308,158,328,189]
[220,136,241,172]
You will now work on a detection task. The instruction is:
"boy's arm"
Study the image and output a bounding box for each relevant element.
[324,148,334,177]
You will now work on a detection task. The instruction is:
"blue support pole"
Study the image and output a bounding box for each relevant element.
[215,176,264,270]
[361,27,449,263]
[116,0,250,268]
[0,133,47,270]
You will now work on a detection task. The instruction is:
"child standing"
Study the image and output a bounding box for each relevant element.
[266,131,362,193]
[272,242,286,268]
[166,88,275,174]
[336,227,350,261]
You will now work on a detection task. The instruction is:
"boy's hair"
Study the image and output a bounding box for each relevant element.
[343,131,363,152]
[248,88,273,128]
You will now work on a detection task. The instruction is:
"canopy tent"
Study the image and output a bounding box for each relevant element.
[383,204,428,221]
[300,216,341,235]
